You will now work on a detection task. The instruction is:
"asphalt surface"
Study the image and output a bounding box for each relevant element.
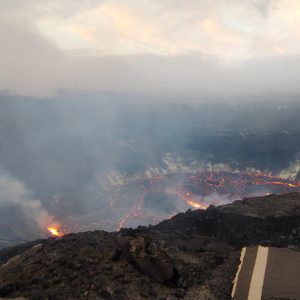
[232,246,300,300]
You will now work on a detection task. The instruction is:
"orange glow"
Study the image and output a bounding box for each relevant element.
[178,192,207,210]
[61,170,300,233]
[47,226,62,237]
[255,181,300,188]
[186,200,207,209]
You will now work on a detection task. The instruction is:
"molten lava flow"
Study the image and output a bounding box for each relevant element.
[256,181,300,188]
[47,226,62,237]
[186,200,206,209]
[117,190,147,230]
[61,170,300,233]
[178,192,207,209]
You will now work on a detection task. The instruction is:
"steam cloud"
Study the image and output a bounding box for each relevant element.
[0,169,54,238]
[0,95,299,248]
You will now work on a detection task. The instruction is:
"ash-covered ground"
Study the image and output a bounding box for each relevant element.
[0,192,299,299]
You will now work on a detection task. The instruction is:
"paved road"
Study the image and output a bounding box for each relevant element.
[232,246,300,300]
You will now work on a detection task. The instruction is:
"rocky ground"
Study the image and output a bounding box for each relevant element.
[0,192,299,299]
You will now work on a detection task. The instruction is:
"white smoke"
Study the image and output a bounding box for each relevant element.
[277,158,300,180]
[0,168,54,230]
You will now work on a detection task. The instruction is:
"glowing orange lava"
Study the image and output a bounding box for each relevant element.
[51,171,300,233]
[255,181,300,188]
[177,191,207,209]
[47,226,62,237]
[186,200,206,209]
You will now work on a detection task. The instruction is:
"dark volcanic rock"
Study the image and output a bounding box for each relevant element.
[136,257,174,283]
[218,192,300,217]
[153,208,300,247]
[0,192,299,299]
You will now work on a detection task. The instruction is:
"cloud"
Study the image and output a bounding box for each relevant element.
[1,0,300,97]
[25,0,300,60]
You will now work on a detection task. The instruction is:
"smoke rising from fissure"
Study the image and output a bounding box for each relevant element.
[0,95,299,248]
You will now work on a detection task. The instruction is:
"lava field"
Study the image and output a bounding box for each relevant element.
[56,171,300,236]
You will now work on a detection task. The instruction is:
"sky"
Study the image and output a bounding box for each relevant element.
[1,0,300,98]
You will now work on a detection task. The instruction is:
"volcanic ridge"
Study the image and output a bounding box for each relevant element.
[0,192,300,299]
